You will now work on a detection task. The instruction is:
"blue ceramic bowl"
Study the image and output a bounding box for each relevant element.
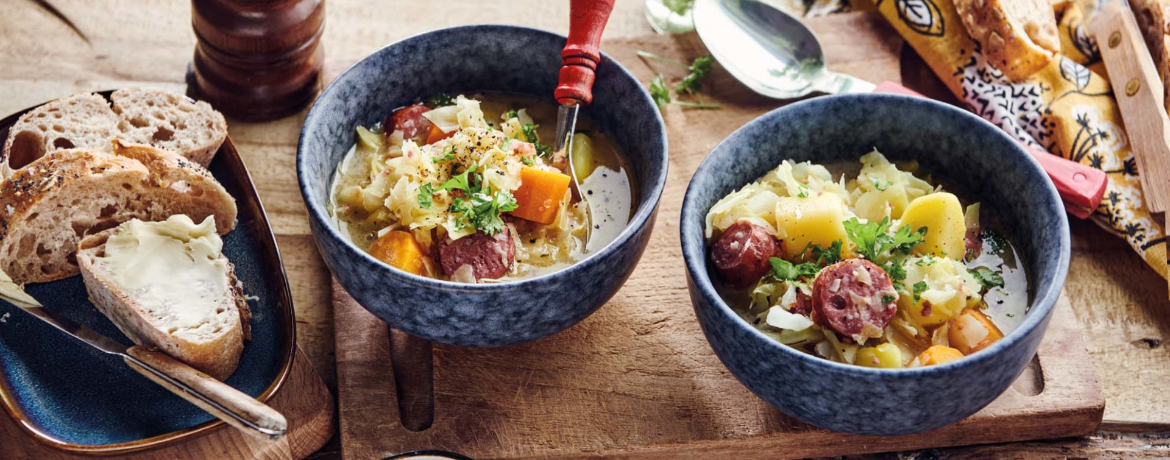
[298,26,667,347]
[681,94,1070,435]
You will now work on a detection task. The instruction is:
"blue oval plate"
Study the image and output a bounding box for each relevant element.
[0,92,296,455]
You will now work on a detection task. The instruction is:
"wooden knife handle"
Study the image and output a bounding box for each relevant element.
[124,346,288,440]
[873,81,1108,217]
[555,0,616,106]
[1089,2,1170,213]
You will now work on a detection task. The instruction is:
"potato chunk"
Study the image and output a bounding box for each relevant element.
[899,192,966,259]
[774,193,848,260]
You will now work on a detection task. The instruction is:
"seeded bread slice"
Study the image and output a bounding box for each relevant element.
[0,93,120,179]
[112,89,228,168]
[0,142,237,284]
[77,227,251,381]
[1130,0,1170,111]
[955,0,1061,81]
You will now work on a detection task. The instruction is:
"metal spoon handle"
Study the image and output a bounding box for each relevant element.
[814,72,876,95]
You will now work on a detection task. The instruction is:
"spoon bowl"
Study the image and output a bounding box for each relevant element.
[693,0,874,98]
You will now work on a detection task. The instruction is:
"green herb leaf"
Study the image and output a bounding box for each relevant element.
[503,109,519,120]
[649,74,672,110]
[981,229,1007,254]
[842,217,927,262]
[439,164,478,194]
[663,0,695,16]
[890,225,928,256]
[417,183,433,209]
[969,266,1005,290]
[521,156,534,166]
[433,146,456,164]
[520,122,553,158]
[912,281,929,303]
[676,56,714,95]
[881,294,896,305]
[799,241,842,266]
[427,93,455,107]
[769,257,820,282]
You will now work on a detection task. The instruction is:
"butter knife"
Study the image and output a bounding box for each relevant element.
[0,271,288,440]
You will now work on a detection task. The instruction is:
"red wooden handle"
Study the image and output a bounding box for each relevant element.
[556,0,616,106]
[873,81,1107,219]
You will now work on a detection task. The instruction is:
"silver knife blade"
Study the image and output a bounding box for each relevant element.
[0,272,128,355]
[553,103,579,161]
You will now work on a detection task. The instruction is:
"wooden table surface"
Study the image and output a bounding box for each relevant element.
[0,0,1167,458]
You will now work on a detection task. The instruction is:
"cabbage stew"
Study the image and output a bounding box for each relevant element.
[329,93,633,283]
[704,151,1028,368]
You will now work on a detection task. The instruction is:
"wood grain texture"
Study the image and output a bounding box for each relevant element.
[0,348,333,459]
[0,0,1168,457]
[332,21,1105,459]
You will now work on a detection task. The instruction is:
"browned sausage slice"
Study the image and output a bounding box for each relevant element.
[710,221,783,289]
[385,104,433,142]
[812,258,898,342]
[439,227,516,281]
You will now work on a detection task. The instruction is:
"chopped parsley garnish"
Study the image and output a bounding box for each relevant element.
[521,156,534,166]
[433,146,456,163]
[769,257,820,282]
[916,254,938,266]
[912,281,929,303]
[981,229,1007,254]
[872,179,890,191]
[417,163,518,236]
[881,294,896,305]
[520,122,552,158]
[842,217,926,261]
[503,109,519,120]
[427,93,455,107]
[798,241,842,266]
[417,183,434,209]
[676,56,714,95]
[969,266,1005,290]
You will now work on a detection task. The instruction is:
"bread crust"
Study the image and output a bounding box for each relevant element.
[0,93,119,179]
[956,0,1061,81]
[77,231,249,380]
[0,143,237,284]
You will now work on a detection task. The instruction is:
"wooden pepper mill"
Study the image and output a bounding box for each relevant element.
[189,0,325,121]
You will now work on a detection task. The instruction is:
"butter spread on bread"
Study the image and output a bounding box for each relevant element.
[77,215,250,380]
[955,0,1061,81]
[0,142,237,284]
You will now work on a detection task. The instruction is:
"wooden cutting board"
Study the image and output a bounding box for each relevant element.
[333,13,1105,460]
[1,347,334,460]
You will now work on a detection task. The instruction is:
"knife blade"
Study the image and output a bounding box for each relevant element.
[0,270,287,439]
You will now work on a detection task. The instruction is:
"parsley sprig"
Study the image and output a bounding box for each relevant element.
[968,266,1005,291]
[769,257,820,282]
[427,93,455,107]
[842,217,928,297]
[639,51,722,111]
[416,163,518,236]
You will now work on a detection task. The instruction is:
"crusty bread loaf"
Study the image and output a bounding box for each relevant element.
[0,90,229,179]
[77,221,251,381]
[0,93,120,179]
[1130,0,1170,111]
[955,0,1061,81]
[111,89,228,168]
[0,142,237,284]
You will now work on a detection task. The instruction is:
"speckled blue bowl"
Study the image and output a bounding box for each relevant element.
[681,94,1070,435]
[298,26,667,347]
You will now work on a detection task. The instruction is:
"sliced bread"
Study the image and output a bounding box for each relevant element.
[0,93,120,179]
[1130,0,1170,111]
[955,0,1061,81]
[77,215,251,380]
[0,142,237,284]
[111,89,228,168]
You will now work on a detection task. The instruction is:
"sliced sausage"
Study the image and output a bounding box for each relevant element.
[710,221,783,289]
[812,258,898,343]
[439,226,516,281]
[790,289,813,317]
[964,228,982,262]
[385,104,433,142]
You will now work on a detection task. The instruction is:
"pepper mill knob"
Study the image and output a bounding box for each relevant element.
[189,0,325,121]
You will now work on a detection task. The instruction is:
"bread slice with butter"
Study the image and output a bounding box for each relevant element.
[0,141,237,284]
[955,0,1061,81]
[77,215,251,380]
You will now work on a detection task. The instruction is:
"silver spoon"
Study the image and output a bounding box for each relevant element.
[692,0,874,98]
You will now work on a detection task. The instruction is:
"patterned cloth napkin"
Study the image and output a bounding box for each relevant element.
[876,0,1169,281]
